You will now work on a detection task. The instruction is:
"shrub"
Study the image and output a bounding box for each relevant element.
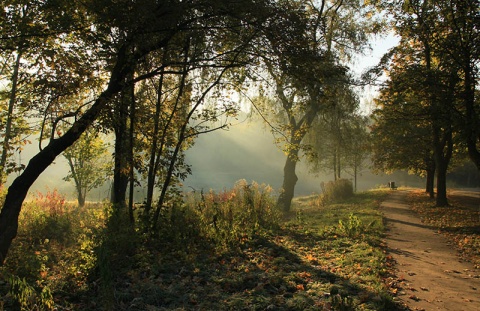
[183,180,280,250]
[319,179,354,205]
[8,275,55,311]
[337,213,363,238]
[3,189,108,308]
[19,189,72,244]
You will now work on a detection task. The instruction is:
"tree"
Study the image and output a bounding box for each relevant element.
[340,114,370,192]
[306,84,365,183]
[433,0,480,170]
[110,75,134,210]
[0,0,202,263]
[372,0,468,206]
[0,0,284,264]
[63,129,111,207]
[370,62,436,197]
[251,0,379,211]
[0,0,55,184]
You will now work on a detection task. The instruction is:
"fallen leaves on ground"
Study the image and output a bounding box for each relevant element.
[408,190,480,269]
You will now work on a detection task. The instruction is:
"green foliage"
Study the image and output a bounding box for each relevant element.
[19,189,72,244]
[3,189,107,308]
[337,213,377,239]
[62,129,111,207]
[319,179,354,205]
[8,275,54,311]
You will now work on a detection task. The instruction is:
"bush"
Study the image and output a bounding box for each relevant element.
[183,180,280,250]
[8,275,55,311]
[3,189,108,308]
[18,189,73,244]
[337,213,363,238]
[319,179,354,205]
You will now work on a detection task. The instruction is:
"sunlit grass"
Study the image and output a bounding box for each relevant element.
[0,186,402,310]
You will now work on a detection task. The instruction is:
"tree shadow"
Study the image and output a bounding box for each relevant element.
[107,227,407,311]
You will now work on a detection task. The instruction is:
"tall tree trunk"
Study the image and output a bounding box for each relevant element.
[77,190,86,208]
[0,50,22,185]
[112,124,129,208]
[145,72,165,214]
[433,128,452,207]
[463,61,480,170]
[145,45,188,217]
[151,54,227,229]
[435,158,448,207]
[426,166,435,199]
[0,44,131,265]
[66,156,86,207]
[420,20,452,207]
[148,71,187,226]
[128,79,136,223]
[353,160,357,193]
[276,106,319,213]
[337,147,341,179]
[277,151,299,212]
[112,84,132,209]
[424,151,435,198]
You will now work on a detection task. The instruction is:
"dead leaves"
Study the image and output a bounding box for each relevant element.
[409,294,420,301]
[409,192,480,268]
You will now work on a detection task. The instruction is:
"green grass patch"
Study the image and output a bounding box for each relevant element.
[0,186,402,310]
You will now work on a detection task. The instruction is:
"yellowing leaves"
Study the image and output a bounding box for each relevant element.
[304,253,318,263]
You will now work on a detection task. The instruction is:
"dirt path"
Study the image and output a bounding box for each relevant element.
[381,190,480,311]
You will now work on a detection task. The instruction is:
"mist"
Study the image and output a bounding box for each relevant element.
[7,111,428,203]
[184,116,426,196]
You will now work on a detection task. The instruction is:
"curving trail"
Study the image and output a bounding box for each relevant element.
[381,190,480,311]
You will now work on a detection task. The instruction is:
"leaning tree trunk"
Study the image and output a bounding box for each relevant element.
[0,45,131,265]
[277,150,299,212]
[0,89,115,264]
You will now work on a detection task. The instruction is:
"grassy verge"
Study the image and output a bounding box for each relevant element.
[0,187,403,310]
[407,189,480,269]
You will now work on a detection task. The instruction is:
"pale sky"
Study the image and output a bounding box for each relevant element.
[355,33,400,114]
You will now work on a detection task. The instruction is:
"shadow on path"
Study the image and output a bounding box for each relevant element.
[381,190,480,311]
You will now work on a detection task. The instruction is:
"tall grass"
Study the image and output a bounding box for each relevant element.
[1,188,108,309]
[1,181,281,309]
[165,179,280,251]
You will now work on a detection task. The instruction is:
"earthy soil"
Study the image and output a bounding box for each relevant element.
[381,190,480,311]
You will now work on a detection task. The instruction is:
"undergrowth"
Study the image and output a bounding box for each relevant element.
[0,183,402,310]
